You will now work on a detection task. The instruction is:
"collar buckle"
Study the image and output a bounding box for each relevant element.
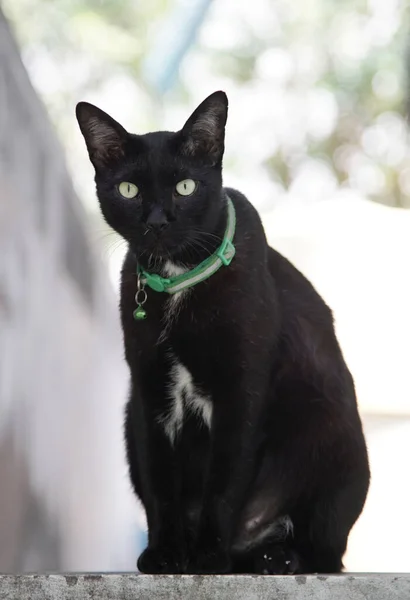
[144,273,170,292]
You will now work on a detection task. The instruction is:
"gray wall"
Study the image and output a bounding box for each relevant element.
[0,10,137,571]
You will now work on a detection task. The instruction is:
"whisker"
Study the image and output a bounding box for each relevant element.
[187,235,216,254]
[190,228,222,241]
[102,238,128,261]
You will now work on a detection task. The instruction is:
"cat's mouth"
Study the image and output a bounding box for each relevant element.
[134,227,216,264]
[133,231,182,261]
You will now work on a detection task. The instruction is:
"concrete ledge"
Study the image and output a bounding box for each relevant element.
[0,574,410,600]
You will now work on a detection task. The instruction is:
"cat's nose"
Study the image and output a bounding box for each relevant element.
[145,207,169,232]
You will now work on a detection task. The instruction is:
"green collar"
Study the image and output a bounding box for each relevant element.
[137,197,236,295]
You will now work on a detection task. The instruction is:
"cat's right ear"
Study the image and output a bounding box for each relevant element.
[76,102,128,170]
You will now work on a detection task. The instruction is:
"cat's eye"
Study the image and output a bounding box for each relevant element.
[175,179,197,196]
[118,182,139,199]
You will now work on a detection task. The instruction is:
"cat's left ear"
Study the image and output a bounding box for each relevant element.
[76,102,128,170]
[179,91,228,165]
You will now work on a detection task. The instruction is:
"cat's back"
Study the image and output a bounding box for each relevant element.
[223,191,341,378]
[225,187,331,319]
[266,244,353,396]
[267,244,334,327]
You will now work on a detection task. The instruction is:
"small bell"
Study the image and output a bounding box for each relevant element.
[133,306,147,320]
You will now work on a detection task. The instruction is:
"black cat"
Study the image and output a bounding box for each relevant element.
[76,91,370,575]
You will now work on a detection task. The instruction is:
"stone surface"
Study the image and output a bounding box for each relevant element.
[0,574,409,600]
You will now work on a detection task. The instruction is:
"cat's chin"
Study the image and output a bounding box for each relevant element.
[130,244,183,267]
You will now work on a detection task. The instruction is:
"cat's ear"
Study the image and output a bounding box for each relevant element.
[76,102,128,169]
[179,91,228,164]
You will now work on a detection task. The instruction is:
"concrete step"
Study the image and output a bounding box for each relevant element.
[0,574,409,599]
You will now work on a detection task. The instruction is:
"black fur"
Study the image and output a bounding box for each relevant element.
[76,91,370,575]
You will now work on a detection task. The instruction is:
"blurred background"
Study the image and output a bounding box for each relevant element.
[1,0,409,573]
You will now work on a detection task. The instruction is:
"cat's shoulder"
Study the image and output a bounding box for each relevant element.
[224,187,265,242]
[224,187,261,218]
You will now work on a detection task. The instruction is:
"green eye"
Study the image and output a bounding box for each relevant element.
[175,179,196,196]
[118,182,139,199]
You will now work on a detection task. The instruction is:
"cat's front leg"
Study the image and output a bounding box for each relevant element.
[136,432,185,573]
[137,490,185,575]
[128,382,185,574]
[186,362,270,574]
[137,545,183,575]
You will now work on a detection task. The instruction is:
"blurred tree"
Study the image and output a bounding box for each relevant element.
[191,0,410,207]
[3,0,410,216]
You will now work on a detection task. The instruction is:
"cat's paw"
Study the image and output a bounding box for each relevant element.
[253,545,300,575]
[185,549,232,574]
[137,547,184,574]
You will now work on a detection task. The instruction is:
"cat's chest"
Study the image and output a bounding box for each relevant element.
[157,261,190,342]
[160,354,213,444]
[152,261,214,441]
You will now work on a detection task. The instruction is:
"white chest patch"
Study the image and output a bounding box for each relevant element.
[160,357,213,444]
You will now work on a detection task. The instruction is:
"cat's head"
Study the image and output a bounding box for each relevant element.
[76,91,228,265]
